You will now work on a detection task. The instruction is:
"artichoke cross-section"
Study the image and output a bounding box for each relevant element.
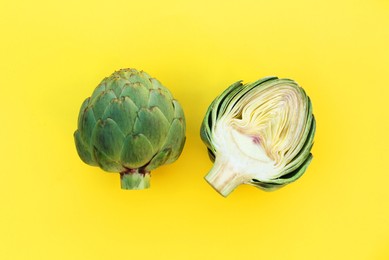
[200,76,315,197]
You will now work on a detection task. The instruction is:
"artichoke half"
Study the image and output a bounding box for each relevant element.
[74,69,186,190]
[200,77,315,197]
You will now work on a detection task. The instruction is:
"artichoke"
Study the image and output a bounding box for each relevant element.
[74,68,186,190]
[200,77,315,197]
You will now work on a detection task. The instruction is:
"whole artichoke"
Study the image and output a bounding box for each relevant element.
[74,68,186,190]
[201,76,315,197]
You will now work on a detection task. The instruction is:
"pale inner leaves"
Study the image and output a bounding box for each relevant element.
[214,85,306,180]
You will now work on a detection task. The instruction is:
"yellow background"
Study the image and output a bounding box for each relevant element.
[1,0,389,259]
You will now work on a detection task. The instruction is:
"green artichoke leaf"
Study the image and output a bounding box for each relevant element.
[173,100,185,121]
[150,78,173,100]
[148,89,175,123]
[93,148,125,172]
[160,117,186,164]
[91,118,125,162]
[91,90,117,119]
[145,148,171,171]
[134,107,170,153]
[90,81,107,104]
[125,71,154,90]
[214,81,244,119]
[80,107,96,146]
[282,97,314,167]
[121,134,155,169]
[207,148,216,162]
[74,130,97,166]
[77,97,90,129]
[200,113,214,153]
[282,115,316,174]
[106,76,128,97]
[101,97,138,135]
[248,180,285,191]
[120,83,149,108]
[211,81,243,123]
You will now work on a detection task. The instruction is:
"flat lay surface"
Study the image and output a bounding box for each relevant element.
[1,0,388,259]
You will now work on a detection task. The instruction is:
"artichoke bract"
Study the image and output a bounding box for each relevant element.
[200,77,315,197]
[74,68,186,190]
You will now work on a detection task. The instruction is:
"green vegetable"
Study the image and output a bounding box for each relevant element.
[74,68,186,190]
[200,77,315,197]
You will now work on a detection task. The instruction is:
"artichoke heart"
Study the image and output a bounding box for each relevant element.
[200,77,315,197]
[74,68,186,190]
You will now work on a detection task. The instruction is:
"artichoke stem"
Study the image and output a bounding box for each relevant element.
[205,158,243,197]
[120,171,150,190]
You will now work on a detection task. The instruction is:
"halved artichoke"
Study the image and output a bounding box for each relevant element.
[200,77,315,197]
